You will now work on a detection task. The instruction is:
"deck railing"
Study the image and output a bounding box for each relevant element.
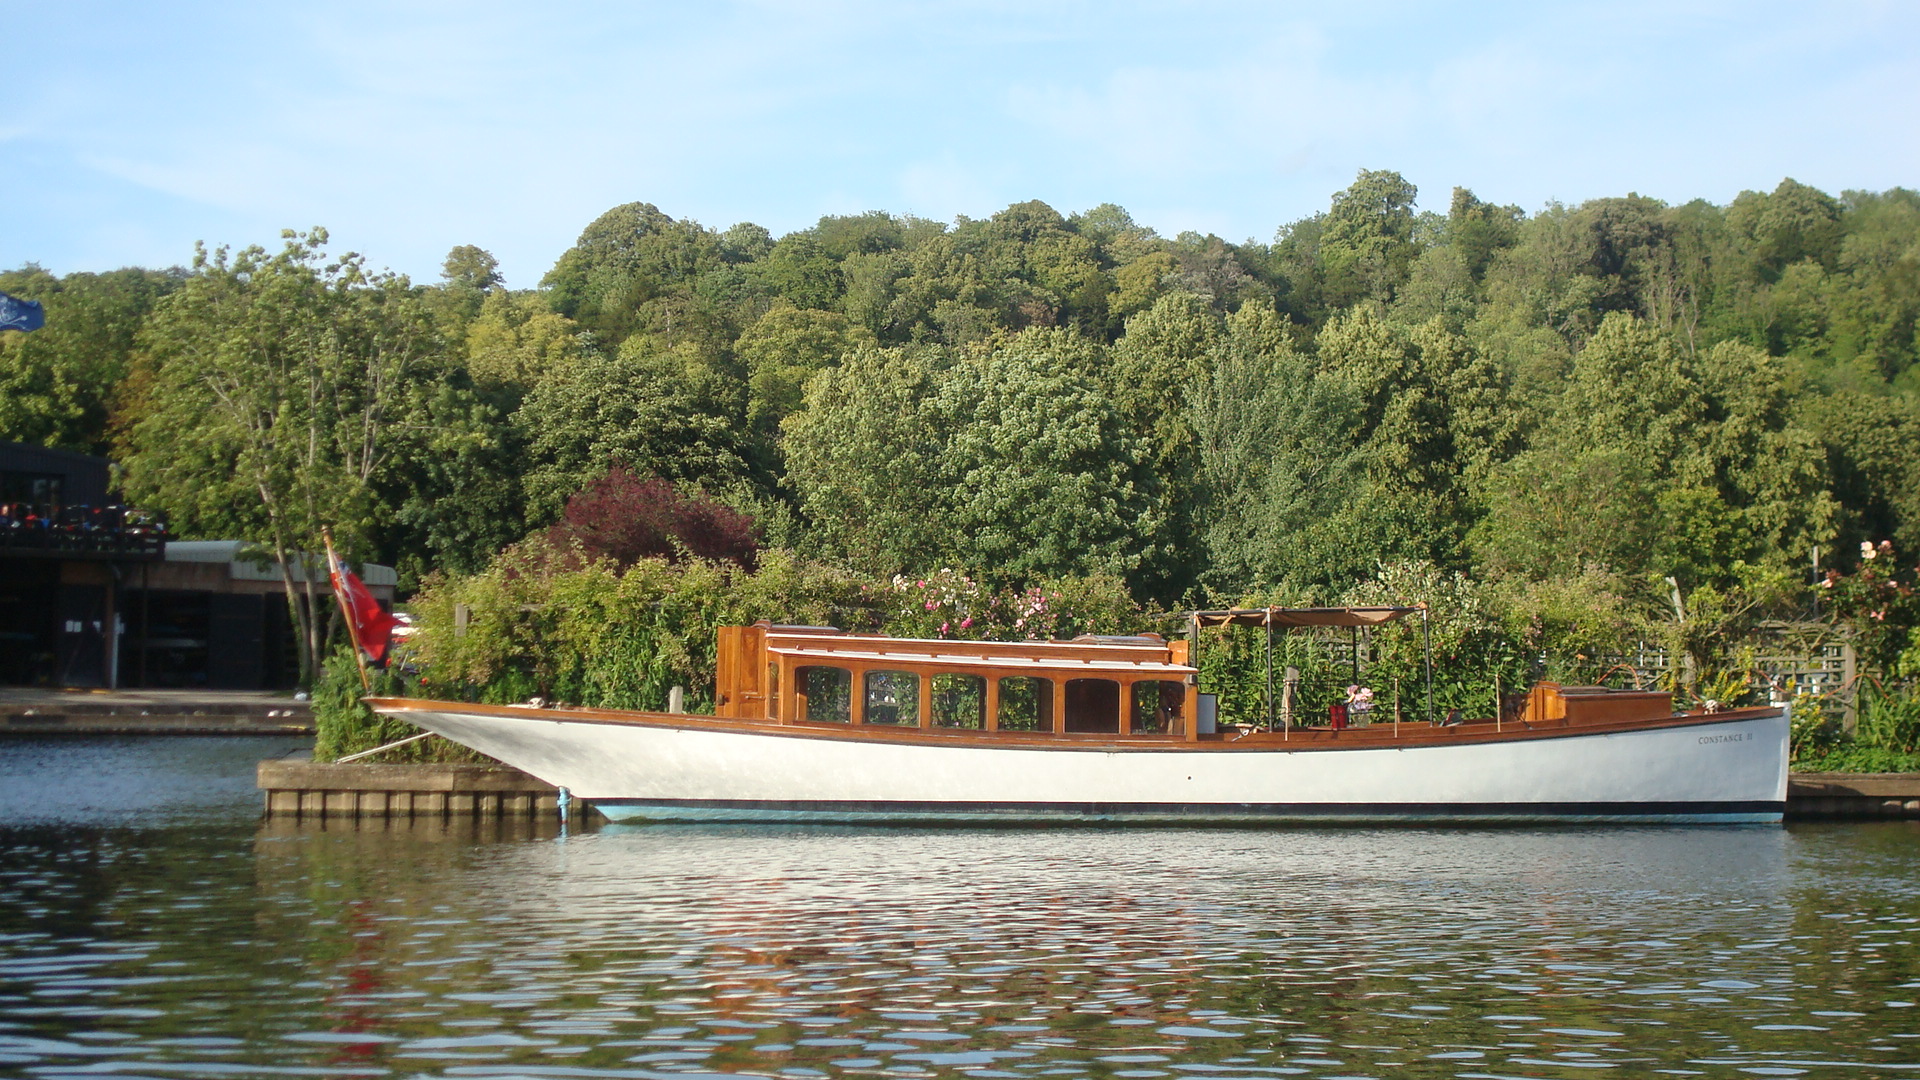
[0,504,167,558]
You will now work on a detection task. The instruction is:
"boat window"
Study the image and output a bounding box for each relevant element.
[932,673,986,728]
[863,670,920,726]
[797,665,851,723]
[1064,678,1121,733]
[996,676,1053,732]
[1131,681,1185,734]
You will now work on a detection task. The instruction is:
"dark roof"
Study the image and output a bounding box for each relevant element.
[0,441,112,505]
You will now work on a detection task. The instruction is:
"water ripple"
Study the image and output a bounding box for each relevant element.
[4,776,1920,1080]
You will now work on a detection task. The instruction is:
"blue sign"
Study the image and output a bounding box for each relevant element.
[0,290,46,332]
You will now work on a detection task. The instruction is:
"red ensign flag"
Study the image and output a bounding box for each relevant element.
[329,554,399,665]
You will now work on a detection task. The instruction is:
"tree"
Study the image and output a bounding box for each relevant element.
[784,333,1160,586]
[0,265,181,455]
[121,229,440,685]
[1313,309,1495,572]
[1320,169,1420,308]
[931,336,1160,584]
[1446,187,1523,281]
[1727,178,1844,282]
[427,244,503,330]
[1826,187,1920,382]
[1554,312,1706,474]
[752,232,842,311]
[541,202,720,347]
[1470,445,1659,580]
[1107,292,1224,597]
[462,289,587,392]
[782,345,947,573]
[734,304,872,446]
[374,379,528,584]
[1194,302,1370,591]
[515,335,763,523]
[1800,389,1920,555]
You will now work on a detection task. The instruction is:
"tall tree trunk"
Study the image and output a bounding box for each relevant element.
[272,545,314,689]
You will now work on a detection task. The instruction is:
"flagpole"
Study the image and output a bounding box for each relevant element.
[323,528,373,693]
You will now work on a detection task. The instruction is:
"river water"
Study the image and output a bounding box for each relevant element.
[2,738,1919,1079]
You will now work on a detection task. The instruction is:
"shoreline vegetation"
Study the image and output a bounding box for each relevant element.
[3,171,1916,767]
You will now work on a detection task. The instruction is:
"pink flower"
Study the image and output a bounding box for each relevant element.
[939,621,951,635]
[924,600,937,611]
[960,617,973,628]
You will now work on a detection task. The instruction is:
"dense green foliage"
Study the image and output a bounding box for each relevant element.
[310,647,485,765]
[7,173,1920,758]
[401,547,1141,715]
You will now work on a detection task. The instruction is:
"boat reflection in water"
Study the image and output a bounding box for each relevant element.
[231,818,1910,1078]
[372,611,1790,825]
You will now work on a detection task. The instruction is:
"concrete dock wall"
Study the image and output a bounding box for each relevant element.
[3,689,311,735]
[257,759,592,822]
[1787,773,1920,820]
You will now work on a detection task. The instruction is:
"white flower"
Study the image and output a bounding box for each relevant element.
[1862,541,1877,560]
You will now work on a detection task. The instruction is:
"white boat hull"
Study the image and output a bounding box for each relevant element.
[377,703,1790,825]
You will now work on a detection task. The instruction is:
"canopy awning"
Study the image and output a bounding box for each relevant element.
[1187,605,1423,629]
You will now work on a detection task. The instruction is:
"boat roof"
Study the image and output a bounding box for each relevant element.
[1187,605,1422,629]
[768,642,1195,677]
[760,626,1196,677]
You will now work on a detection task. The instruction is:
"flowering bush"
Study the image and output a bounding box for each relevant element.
[877,567,1137,641]
[1821,540,1919,676]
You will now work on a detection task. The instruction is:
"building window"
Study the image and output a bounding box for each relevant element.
[0,471,62,507]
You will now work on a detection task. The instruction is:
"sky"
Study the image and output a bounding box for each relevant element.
[3,0,1916,289]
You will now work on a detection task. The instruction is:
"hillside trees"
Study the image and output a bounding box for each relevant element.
[1193,302,1369,590]
[516,335,767,521]
[5,175,1916,690]
[784,331,1163,587]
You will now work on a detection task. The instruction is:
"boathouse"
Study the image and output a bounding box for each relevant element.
[1,441,162,687]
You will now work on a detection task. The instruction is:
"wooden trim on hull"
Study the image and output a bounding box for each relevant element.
[591,798,1786,826]
[367,696,1783,754]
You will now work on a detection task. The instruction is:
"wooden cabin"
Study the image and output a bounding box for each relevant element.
[714,622,1203,740]
[708,621,1681,749]
[1525,682,1675,726]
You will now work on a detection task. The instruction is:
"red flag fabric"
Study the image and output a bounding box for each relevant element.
[329,554,399,665]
